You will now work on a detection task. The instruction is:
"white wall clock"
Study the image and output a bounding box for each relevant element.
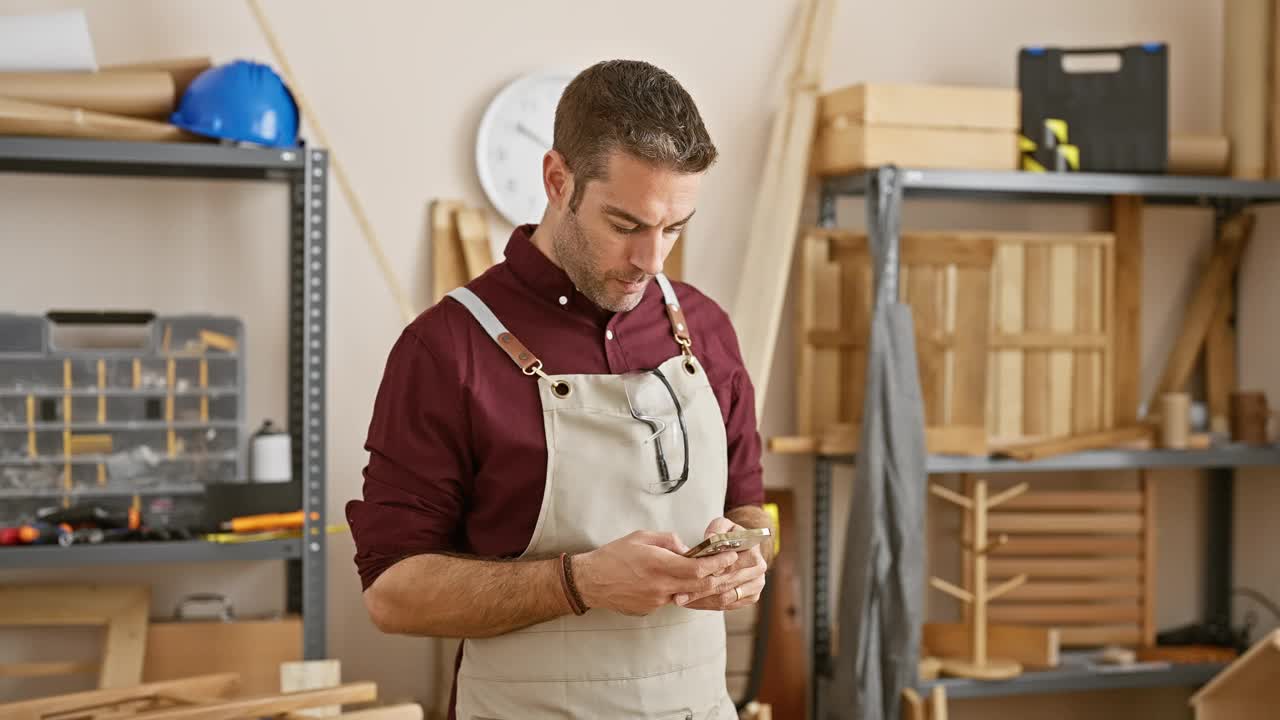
[475,70,574,231]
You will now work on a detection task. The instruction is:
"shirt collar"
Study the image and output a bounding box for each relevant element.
[502,223,661,323]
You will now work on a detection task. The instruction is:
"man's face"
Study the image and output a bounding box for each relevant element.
[552,150,701,313]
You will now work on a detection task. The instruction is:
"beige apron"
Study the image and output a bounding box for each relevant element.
[446,274,736,720]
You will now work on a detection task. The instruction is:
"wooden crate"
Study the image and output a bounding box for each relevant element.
[987,232,1116,444]
[797,230,994,456]
[964,478,1157,647]
[812,83,1020,176]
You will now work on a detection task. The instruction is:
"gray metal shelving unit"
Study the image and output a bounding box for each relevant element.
[0,136,329,660]
[809,166,1280,717]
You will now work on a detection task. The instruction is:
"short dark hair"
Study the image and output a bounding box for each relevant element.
[553,60,718,211]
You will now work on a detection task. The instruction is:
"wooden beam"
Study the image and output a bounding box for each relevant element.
[990,425,1153,462]
[989,558,1142,578]
[430,199,465,304]
[1147,212,1254,410]
[0,674,240,718]
[1111,196,1143,424]
[454,206,493,281]
[987,512,1142,534]
[127,684,377,720]
[997,490,1143,511]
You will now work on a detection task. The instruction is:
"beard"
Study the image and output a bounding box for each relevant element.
[551,211,649,313]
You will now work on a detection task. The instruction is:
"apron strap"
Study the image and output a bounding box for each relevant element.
[654,273,693,351]
[446,287,543,374]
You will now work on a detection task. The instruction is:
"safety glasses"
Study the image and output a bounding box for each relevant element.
[620,367,689,494]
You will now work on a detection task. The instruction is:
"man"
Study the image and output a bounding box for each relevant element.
[347,59,773,720]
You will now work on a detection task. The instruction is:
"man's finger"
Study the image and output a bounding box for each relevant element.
[637,530,689,555]
[678,560,766,603]
[703,516,737,537]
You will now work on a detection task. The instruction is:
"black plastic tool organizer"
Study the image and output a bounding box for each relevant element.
[1018,43,1168,173]
[0,311,245,528]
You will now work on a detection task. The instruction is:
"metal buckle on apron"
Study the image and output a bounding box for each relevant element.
[676,336,697,375]
[523,360,572,398]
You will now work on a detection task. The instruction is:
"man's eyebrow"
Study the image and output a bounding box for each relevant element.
[602,205,697,229]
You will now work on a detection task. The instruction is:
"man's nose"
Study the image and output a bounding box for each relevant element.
[631,229,664,276]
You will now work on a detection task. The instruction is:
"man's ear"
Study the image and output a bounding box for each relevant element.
[543,150,574,212]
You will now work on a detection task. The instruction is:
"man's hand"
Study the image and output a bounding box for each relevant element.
[573,531,741,617]
[681,517,768,612]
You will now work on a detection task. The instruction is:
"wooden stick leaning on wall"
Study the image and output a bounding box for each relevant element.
[246,0,417,324]
[1146,212,1254,412]
[733,0,837,416]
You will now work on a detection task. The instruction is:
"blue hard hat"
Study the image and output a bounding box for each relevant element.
[171,60,299,147]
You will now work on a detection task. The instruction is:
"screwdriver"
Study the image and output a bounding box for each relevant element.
[220,510,319,533]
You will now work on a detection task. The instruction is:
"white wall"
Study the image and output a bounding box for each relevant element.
[1,1,1276,717]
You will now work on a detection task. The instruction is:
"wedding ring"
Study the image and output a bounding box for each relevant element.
[733,586,742,602]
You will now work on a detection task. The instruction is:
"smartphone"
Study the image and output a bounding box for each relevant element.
[683,527,771,558]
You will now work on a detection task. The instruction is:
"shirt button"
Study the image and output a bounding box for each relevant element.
[558,295,568,306]
[605,330,614,340]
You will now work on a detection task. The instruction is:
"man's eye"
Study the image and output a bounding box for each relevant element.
[665,226,685,236]
[612,224,639,234]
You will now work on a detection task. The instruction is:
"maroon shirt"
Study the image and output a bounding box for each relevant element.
[345,224,765,591]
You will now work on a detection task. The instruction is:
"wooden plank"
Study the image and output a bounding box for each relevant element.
[994,537,1143,555]
[1190,629,1280,705]
[991,334,1109,350]
[997,581,1142,601]
[1205,278,1237,435]
[908,264,945,426]
[333,705,422,720]
[1148,212,1254,410]
[1073,243,1101,433]
[994,243,1024,439]
[127,684,377,720]
[281,660,342,718]
[0,674,241,718]
[0,661,97,677]
[988,513,1142,534]
[817,84,1020,130]
[734,0,835,417]
[815,423,987,456]
[144,618,302,697]
[952,266,990,431]
[1111,196,1143,424]
[1225,0,1270,179]
[1102,234,1115,427]
[901,688,926,720]
[767,436,817,454]
[454,206,493,281]
[840,255,873,425]
[1049,243,1076,436]
[757,488,807,720]
[798,235,840,436]
[100,585,149,688]
[1023,243,1052,437]
[430,199,466,305]
[1141,471,1158,647]
[991,425,1153,462]
[988,604,1142,624]
[923,623,1059,668]
[1059,626,1142,647]
[989,558,1142,578]
[997,491,1143,511]
[821,230,995,266]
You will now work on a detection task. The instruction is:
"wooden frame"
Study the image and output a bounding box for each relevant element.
[0,584,149,689]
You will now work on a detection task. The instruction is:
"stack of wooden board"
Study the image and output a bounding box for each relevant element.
[965,478,1157,647]
[811,84,1021,175]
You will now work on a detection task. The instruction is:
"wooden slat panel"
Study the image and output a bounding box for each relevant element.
[989,558,1142,578]
[837,244,873,427]
[988,513,1143,534]
[726,605,759,634]
[991,333,1109,349]
[995,243,1025,439]
[1073,243,1101,433]
[1111,196,1143,424]
[907,264,946,426]
[727,632,753,675]
[998,491,1143,511]
[1048,243,1076,436]
[1023,244,1052,436]
[995,536,1142,555]
[989,603,1142,624]
[798,235,842,436]
[1059,625,1142,647]
[952,266,990,429]
[1142,472,1158,646]
[998,581,1142,601]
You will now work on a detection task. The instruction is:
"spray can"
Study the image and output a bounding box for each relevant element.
[250,419,291,483]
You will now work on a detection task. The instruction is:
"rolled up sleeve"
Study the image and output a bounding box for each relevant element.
[345,328,471,591]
